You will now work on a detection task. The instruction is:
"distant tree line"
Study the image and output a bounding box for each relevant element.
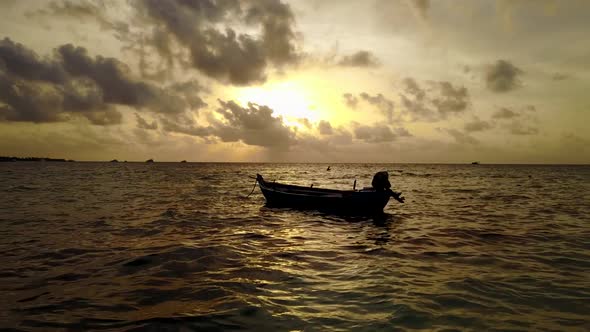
[0,156,74,162]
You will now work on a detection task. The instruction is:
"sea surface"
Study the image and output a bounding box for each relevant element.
[1,162,589,331]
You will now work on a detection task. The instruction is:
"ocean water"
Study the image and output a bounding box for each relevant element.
[1,162,589,331]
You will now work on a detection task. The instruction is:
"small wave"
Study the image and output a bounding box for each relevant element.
[441,188,482,194]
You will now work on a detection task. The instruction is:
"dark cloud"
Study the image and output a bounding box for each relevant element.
[0,72,124,125]
[0,38,67,84]
[168,80,207,109]
[506,121,539,135]
[160,98,296,149]
[492,107,520,119]
[492,106,539,135]
[135,113,158,130]
[297,117,312,129]
[134,0,301,85]
[82,108,123,126]
[342,93,358,109]
[562,132,589,151]
[432,81,469,116]
[402,77,425,101]
[27,1,131,42]
[399,77,436,120]
[551,72,571,81]
[213,100,296,148]
[331,128,354,145]
[410,0,430,20]
[445,129,479,145]
[160,117,212,137]
[338,50,380,67]
[394,127,412,137]
[353,123,408,143]
[160,100,364,151]
[0,73,65,123]
[464,117,493,132]
[58,44,162,108]
[485,60,523,92]
[318,120,333,135]
[246,0,299,66]
[0,37,202,125]
[359,93,395,123]
[399,78,470,121]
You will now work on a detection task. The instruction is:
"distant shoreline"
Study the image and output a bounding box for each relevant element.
[0,156,74,162]
[0,157,588,165]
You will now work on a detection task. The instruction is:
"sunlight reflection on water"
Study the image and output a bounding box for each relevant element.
[1,162,589,330]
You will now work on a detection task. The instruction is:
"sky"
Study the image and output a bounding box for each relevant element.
[0,0,589,163]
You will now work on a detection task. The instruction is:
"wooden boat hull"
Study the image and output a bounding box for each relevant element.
[257,174,391,214]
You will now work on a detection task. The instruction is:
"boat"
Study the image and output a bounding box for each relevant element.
[255,172,404,214]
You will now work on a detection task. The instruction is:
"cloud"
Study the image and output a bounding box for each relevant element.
[318,120,333,135]
[338,50,380,67]
[0,74,67,123]
[432,81,469,116]
[167,80,207,109]
[160,117,212,137]
[506,121,539,135]
[562,132,589,151]
[400,93,436,120]
[464,117,493,132]
[58,44,164,109]
[359,92,395,123]
[28,0,129,36]
[162,99,297,150]
[297,117,312,128]
[492,106,539,135]
[410,0,430,20]
[551,72,571,81]
[399,77,470,121]
[492,107,520,119]
[133,0,301,85]
[485,60,523,92]
[444,128,479,145]
[402,77,425,101]
[214,100,296,148]
[0,37,67,84]
[0,38,202,125]
[342,93,358,109]
[353,123,409,143]
[135,113,157,130]
[160,100,409,150]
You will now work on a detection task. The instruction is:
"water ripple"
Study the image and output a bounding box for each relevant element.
[0,163,589,330]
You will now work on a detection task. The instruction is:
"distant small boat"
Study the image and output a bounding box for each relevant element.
[471,161,480,165]
[146,159,154,163]
[180,160,187,163]
[256,172,404,214]
[110,159,119,163]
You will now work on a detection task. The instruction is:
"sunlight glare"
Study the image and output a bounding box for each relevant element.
[235,82,320,129]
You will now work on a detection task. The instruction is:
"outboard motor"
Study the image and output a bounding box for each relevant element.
[371,171,391,191]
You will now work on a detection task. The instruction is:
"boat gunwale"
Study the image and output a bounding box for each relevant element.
[257,175,362,195]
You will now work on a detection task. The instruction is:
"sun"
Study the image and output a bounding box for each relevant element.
[235,81,320,128]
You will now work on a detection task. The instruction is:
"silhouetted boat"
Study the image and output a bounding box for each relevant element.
[256,173,404,214]
[471,161,480,165]
[146,159,154,163]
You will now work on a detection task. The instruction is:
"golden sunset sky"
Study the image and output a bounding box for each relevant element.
[0,0,588,163]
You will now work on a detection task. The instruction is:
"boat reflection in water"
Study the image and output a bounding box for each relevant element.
[256,171,404,215]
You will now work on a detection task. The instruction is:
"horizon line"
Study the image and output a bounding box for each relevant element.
[1,157,588,166]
